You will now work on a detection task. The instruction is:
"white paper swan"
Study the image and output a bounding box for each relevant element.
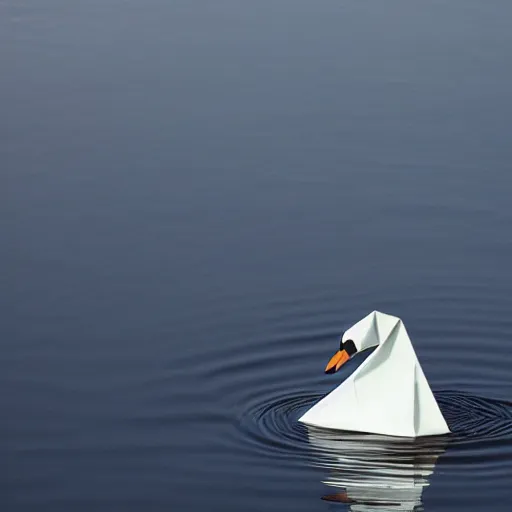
[299,311,450,437]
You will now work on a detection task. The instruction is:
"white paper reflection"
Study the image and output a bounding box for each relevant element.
[306,427,448,511]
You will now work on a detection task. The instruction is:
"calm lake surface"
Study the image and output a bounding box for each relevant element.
[2,1,512,511]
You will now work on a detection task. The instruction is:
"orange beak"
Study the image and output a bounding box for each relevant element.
[325,349,350,374]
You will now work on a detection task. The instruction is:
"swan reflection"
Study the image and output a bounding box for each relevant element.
[306,426,448,511]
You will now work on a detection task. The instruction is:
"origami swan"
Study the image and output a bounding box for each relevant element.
[299,311,450,437]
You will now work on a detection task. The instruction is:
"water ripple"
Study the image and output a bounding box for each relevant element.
[235,389,512,470]
[164,294,512,507]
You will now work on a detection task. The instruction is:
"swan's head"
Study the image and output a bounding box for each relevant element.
[324,311,388,374]
[324,337,358,374]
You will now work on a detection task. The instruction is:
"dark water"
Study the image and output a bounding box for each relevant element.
[3,1,512,511]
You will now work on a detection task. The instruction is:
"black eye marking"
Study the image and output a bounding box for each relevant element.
[343,339,357,357]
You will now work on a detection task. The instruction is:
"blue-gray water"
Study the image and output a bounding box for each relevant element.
[2,1,512,511]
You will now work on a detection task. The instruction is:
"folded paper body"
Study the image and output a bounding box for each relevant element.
[299,311,450,437]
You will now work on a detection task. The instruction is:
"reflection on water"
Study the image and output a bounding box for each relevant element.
[307,427,448,511]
